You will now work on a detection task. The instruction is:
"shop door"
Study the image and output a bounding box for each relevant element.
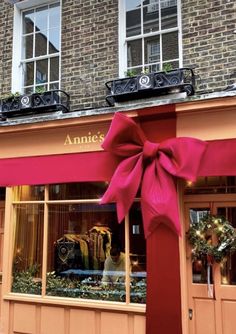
[185,199,236,334]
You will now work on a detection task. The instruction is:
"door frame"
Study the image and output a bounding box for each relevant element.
[179,192,236,334]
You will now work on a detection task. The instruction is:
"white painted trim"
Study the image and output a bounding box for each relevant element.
[118,0,126,78]
[11,0,61,93]
[178,0,183,67]
[119,0,182,76]
[11,5,22,93]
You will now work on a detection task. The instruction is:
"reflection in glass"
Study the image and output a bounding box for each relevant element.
[35,6,48,32]
[161,0,177,29]
[129,203,146,304]
[49,3,60,29]
[189,208,212,284]
[22,35,33,59]
[217,207,236,285]
[49,182,108,200]
[127,39,142,68]
[126,0,141,37]
[11,204,44,295]
[50,57,59,82]
[143,3,159,34]
[49,28,60,53]
[162,31,178,61]
[23,10,34,34]
[50,82,59,90]
[36,59,48,84]
[35,32,48,57]
[46,203,126,302]
[23,62,34,86]
[13,185,45,201]
[145,36,160,64]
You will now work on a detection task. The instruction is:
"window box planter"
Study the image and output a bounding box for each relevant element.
[0,90,70,119]
[105,68,195,106]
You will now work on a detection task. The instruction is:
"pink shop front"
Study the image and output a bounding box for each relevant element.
[1,94,236,334]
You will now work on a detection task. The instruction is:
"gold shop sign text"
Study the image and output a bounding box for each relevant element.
[0,123,109,159]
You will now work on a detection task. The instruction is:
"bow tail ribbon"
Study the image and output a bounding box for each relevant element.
[141,161,181,237]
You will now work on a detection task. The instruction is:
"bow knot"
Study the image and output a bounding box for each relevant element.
[143,140,159,161]
[101,113,207,237]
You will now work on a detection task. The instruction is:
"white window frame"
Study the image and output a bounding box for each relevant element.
[12,0,61,94]
[118,0,183,77]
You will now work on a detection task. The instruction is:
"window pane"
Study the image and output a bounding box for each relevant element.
[50,82,59,90]
[129,203,146,304]
[162,31,178,61]
[46,203,126,302]
[217,207,236,285]
[22,35,33,59]
[36,59,48,84]
[35,6,48,32]
[161,0,177,29]
[143,2,159,34]
[126,0,141,37]
[49,28,60,54]
[23,10,34,34]
[35,32,48,57]
[23,62,34,86]
[13,185,45,201]
[145,36,160,65]
[24,86,34,94]
[127,39,142,68]
[189,208,212,284]
[49,3,60,29]
[49,182,108,200]
[12,204,44,295]
[50,57,59,81]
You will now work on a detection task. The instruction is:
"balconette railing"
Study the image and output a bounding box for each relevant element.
[0,90,70,120]
[105,68,195,106]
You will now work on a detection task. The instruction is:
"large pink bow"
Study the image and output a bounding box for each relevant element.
[101,113,207,237]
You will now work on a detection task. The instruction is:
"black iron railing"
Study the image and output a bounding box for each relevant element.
[0,90,70,119]
[105,68,195,106]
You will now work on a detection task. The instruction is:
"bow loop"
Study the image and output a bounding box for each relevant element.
[143,140,159,161]
[101,113,208,237]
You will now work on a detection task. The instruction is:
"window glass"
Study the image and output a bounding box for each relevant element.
[21,3,60,92]
[49,182,108,200]
[12,204,44,295]
[49,3,60,29]
[11,184,146,304]
[189,208,212,284]
[162,31,178,61]
[36,59,48,84]
[143,2,159,34]
[123,0,179,74]
[161,0,177,29]
[125,0,141,37]
[13,185,45,201]
[144,36,160,65]
[23,62,34,86]
[23,10,34,34]
[127,39,142,68]
[49,28,60,53]
[50,57,59,82]
[35,32,48,57]
[129,203,146,304]
[47,203,126,301]
[22,35,33,60]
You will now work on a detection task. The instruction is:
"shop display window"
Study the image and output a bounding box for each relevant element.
[11,183,146,304]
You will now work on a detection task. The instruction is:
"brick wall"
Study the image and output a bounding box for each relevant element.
[0,3,13,97]
[182,0,236,93]
[61,0,119,110]
[0,1,235,109]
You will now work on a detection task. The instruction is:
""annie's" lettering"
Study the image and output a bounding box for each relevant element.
[64,131,105,145]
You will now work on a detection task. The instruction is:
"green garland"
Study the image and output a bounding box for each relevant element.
[188,214,236,263]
